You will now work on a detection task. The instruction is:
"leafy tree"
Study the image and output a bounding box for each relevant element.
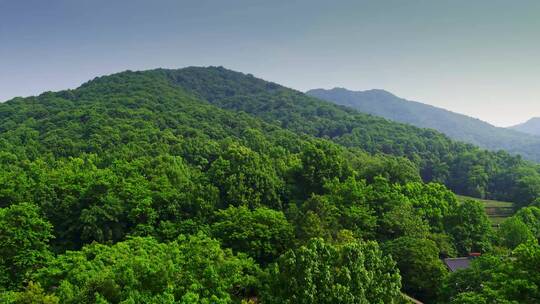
[514,206,540,240]
[449,292,487,304]
[33,235,259,303]
[0,282,59,304]
[211,206,294,263]
[299,142,351,195]
[398,182,458,232]
[353,153,421,184]
[446,200,493,255]
[428,233,458,258]
[321,177,377,239]
[262,238,402,304]
[0,203,53,290]
[293,195,338,242]
[3,65,540,302]
[383,237,448,301]
[378,203,430,241]
[498,217,534,249]
[208,143,283,209]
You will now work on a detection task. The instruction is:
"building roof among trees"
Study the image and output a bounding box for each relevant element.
[443,257,472,272]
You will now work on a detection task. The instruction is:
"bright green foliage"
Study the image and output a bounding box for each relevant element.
[0,282,59,304]
[290,179,377,242]
[398,182,458,232]
[322,177,377,239]
[208,143,283,209]
[514,206,540,240]
[353,154,422,184]
[299,142,352,195]
[32,235,259,303]
[448,292,488,304]
[0,66,534,303]
[383,237,448,302]
[441,255,505,303]
[0,203,53,290]
[498,217,534,249]
[441,241,540,303]
[446,200,493,255]
[378,203,430,241]
[164,67,540,206]
[33,155,218,249]
[262,238,402,304]
[364,176,410,215]
[210,206,294,263]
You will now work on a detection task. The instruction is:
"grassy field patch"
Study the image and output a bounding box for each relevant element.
[456,195,514,226]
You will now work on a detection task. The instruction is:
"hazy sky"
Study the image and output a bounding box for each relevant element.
[1,0,539,126]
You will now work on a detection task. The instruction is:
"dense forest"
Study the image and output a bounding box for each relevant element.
[1,67,539,303]
[157,67,540,206]
[307,87,540,162]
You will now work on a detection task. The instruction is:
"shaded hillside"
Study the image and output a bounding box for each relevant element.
[510,117,540,136]
[307,88,540,162]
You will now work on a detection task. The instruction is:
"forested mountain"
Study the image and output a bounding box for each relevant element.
[307,88,540,162]
[156,67,540,205]
[510,117,540,136]
[1,67,539,303]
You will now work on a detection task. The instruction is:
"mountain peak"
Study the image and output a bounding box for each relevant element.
[308,87,396,98]
[307,87,540,161]
[510,117,540,136]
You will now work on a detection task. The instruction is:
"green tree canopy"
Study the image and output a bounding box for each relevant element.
[262,238,402,304]
[33,234,259,303]
[498,217,534,249]
[383,237,448,302]
[210,206,294,264]
[0,203,53,290]
[446,200,493,255]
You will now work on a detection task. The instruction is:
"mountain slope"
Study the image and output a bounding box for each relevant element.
[510,117,540,136]
[0,66,537,303]
[143,67,540,206]
[306,88,540,162]
[0,68,424,302]
[2,66,540,206]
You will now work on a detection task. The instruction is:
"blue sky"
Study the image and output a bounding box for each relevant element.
[1,0,539,126]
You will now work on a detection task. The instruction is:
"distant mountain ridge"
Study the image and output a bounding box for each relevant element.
[510,117,540,136]
[307,87,540,162]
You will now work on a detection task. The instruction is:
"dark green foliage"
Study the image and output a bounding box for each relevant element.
[378,203,430,241]
[383,237,448,302]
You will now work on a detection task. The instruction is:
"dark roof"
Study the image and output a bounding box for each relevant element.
[443,257,472,272]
